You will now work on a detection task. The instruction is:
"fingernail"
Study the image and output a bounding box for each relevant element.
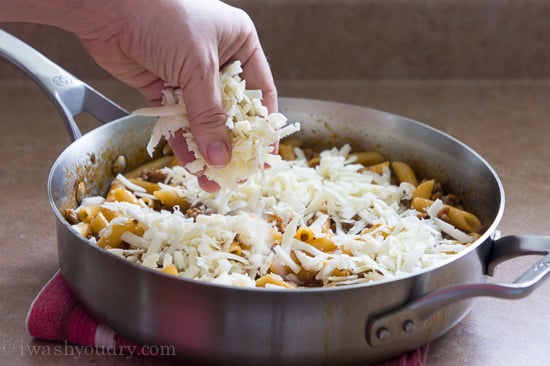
[207,141,230,167]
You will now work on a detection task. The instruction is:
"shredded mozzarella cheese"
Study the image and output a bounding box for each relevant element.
[74,144,478,288]
[133,60,300,189]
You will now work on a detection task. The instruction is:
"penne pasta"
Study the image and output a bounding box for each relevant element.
[128,178,161,194]
[124,155,174,179]
[72,222,92,238]
[349,151,385,166]
[77,204,101,223]
[153,189,190,211]
[97,219,146,249]
[295,226,314,243]
[89,212,109,235]
[310,237,337,252]
[307,156,321,167]
[412,197,482,233]
[412,179,435,200]
[99,206,120,222]
[110,188,140,204]
[161,264,179,276]
[256,274,295,288]
[391,161,418,186]
[367,161,390,175]
[278,143,297,161]
[228,242,243,256]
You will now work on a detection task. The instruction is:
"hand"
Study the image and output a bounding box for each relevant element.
[69,0,278,191]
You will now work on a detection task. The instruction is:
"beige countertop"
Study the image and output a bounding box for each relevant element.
[1,77,549,366]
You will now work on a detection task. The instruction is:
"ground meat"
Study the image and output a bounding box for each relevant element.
[233,233,244,246]
[302,148,318,162]
[329,218,337,233]
[430,182,445,200]
[341,216,361,233]
[63,208,79,225]
[186,203,212,221]
[430,182,461,207]
[441,193,461,207]
[141,169,168,183]
[272,215,286,234]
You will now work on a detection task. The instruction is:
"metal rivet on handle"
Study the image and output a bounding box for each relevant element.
[75,181,86,205]
[112,155,127,175]
[376,327,391,341]
[402,320,416,334]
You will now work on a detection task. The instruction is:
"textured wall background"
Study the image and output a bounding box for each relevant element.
[2,0,550,81]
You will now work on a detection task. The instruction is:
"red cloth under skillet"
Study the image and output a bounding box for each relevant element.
[26,270,429,365]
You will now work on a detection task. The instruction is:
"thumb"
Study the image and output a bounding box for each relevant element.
[181,66,231,168]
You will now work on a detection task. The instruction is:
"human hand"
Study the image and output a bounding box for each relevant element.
[69,0,278,191]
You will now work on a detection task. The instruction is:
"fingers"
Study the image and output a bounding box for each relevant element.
[167,129,195,166]
[180,59,231,169]
[238,42,279,155]
[197,175,221,193]
[136,77,167,106]
[168,128,221,193]
[171,57,230,193]
[240,45,278,114]
[220,10,277,115]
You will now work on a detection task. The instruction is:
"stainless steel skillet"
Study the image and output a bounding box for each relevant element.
[1,29,550,366]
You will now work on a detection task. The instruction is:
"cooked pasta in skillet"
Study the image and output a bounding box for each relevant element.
[64,140,482,288]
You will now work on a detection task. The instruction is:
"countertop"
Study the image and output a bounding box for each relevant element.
[1,77,549,366]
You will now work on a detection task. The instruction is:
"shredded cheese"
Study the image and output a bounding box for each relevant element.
[72,144,477,288]
[133,60,300,189]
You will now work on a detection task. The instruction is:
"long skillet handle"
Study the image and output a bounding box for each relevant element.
[366,235,550,346]
[0,29,128,141]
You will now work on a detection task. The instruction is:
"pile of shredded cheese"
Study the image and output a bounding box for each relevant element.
[73,144,473,288]
[134,60,300,189]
